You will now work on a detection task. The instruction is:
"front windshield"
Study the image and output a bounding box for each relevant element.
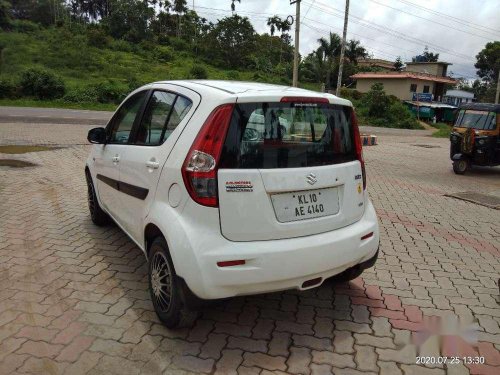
[455,110,496,130]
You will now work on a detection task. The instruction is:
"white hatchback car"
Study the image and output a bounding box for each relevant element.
[85,80,379,327]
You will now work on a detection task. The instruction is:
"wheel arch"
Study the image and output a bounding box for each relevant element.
[144,223,165,257]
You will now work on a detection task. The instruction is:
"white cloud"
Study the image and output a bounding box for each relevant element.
[191,0,499,79]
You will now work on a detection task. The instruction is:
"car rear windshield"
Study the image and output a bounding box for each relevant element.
[220,102,356,169]
[455,110,497,130]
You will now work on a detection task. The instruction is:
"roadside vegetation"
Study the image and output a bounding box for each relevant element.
[2,1,495,129]
[430,122,452,138]
[341,84,423,129]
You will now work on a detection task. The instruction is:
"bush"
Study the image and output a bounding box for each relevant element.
[19,68,65,99]
[226,70,240,80]
[109,39,134,52]
[154,46,174,63]
[62,87,98,103]
[169,37,190,51]
[431,123,452,138]
[92,81,128,103]
[87,28,110,48]
[0,78,17,98]
[356,83,421,129]
[64,81,127,104]
[190,65,208,79]
[10,20,40,33]
[340,88,363,100]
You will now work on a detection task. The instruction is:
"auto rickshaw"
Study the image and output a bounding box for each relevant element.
[449,103,500,174]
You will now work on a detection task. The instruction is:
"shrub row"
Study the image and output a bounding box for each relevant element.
[0,68,65,100]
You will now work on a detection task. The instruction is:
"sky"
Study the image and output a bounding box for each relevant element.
[190,0,500,80]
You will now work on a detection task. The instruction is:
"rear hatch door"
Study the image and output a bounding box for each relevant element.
[218,99,365,241]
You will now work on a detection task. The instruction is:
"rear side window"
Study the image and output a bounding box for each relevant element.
[134,91,193,146]
[220,102,356,169]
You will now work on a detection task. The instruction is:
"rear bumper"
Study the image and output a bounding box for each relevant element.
[180,199,379,299]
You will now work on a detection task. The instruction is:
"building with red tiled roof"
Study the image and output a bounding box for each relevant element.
[351,62,457,101]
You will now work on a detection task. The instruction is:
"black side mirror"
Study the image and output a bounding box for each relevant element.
[88,127,107,144]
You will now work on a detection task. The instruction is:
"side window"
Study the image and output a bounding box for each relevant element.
[423,85,430,93]
[410,84,417,92]
[135,91,176,146]
[108,91,147,144]
[164,95,192,140]
[134,91,193,146]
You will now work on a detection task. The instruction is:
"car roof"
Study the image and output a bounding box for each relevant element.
[151,80,352,106]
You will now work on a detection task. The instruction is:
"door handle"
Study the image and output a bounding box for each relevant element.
[146,160,160,169]
[112,155,120,163]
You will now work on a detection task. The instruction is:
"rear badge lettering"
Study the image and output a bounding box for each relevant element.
[226,181,253,192]
[355,174,362,180]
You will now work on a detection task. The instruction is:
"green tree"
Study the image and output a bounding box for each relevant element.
[475,41,500,84]
[345,39,367,65]
[104,0,155,42]
[0,0,11,29]
[318,32,341,89]
[362,83,390,118]
[10,0,67,26]
[208,14,256,68]
[394,56,404,71]
[173,0,187,37]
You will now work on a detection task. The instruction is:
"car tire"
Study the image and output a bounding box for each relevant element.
[85,172,111,226]
[452,159,469,175]
[148,237,198,328]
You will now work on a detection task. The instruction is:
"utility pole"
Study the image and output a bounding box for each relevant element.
[336,0,350,96]
[495,71,500,104]
[291,0,301,87]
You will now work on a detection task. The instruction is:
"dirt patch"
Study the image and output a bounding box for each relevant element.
[0,145,62,154]
[0,159,38,168]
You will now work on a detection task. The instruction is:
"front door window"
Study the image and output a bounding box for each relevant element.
[108,91,148,144]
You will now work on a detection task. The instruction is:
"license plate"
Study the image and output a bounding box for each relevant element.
[271,187,340,223]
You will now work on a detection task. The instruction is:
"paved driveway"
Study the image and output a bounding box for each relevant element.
[0,120,499,375]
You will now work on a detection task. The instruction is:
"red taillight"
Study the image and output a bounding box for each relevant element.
[182,104,234,207]
[351,109,366,190]
[280,96,330,104]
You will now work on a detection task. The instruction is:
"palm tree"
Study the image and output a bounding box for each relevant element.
[345,39,368,65]
[173,0,187,37]
[231,0,241,13]
[267,16,281,37]
[318,32,342,89]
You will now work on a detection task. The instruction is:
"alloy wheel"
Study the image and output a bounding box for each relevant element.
[150,252,173,312]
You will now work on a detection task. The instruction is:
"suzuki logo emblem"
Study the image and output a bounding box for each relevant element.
[306,173,317,185]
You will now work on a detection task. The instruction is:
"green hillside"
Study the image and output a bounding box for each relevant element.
[0,26,320,110]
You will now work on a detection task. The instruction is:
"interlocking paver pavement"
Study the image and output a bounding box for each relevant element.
[0,120,499,374]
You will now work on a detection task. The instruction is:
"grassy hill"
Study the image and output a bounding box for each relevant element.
[0,27,320,110]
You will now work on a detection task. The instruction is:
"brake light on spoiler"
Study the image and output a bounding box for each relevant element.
[280,96,330,104]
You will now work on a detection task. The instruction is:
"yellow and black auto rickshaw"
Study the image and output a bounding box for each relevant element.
[450,103,500,174]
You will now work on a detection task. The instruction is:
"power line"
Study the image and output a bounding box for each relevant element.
[366,0,500,40]
[394,0,500,35]
[193,3,479,80]
[301,21,478,80]
[303,0,474,62]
